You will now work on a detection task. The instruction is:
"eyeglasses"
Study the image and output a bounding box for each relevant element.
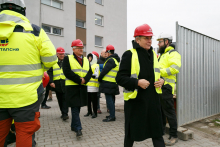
[75,47,84,49]
[158,41,164,44]
[141,36,152,40]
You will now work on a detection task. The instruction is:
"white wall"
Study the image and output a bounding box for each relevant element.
[26,0,76,54]
[86,0,127,58]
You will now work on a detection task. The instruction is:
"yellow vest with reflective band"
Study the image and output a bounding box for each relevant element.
[158,46,181,94]
[0,10,57,108]
[65,55,89,86]
[87,64,100,88]
[53,63,65,81]
[123,49,162,101]
[102,58,119,83]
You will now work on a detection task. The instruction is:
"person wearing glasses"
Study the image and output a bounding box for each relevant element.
[116,24,165,147]
[62,39,92,138]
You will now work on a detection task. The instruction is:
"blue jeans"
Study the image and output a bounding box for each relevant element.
[105,94,115,118]
[71,107,82,131]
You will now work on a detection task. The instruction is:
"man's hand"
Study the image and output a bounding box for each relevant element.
[50,83,55,88]
[154,78,164,90]
[138,79,150,89]
[80,78,85,85]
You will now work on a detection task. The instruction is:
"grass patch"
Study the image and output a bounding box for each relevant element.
[211,119,220,127]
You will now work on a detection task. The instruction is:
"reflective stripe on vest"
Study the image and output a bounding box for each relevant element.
[123,49,162,101]
[65,55,89,86]
[159,46,181,94]
[0,10,57,108]
[102,58,119,83]
[53,63,65,81]
[87,64,100,88]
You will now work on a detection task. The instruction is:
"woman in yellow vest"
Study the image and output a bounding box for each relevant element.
[84,53,100,118]
[116,24,165,147]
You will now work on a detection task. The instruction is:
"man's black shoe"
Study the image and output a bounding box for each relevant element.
[76,130,83,138]
[84,113,92,117]
[91,114,97,118]
[71,127,77,132]
[102,117,116,122]
[41,105,51,109]
[106,115,116,119]
[63,115,69,121]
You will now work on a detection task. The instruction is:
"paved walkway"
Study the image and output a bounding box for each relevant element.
[8,93,220,147]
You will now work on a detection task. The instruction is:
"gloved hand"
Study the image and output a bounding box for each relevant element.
[92,74,98,79]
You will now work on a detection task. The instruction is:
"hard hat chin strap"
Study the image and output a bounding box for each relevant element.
[163,38,172,47]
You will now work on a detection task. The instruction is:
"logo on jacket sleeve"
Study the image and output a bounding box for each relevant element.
[0,39,9,46]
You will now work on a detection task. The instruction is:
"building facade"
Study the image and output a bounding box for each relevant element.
[25,0,127,57]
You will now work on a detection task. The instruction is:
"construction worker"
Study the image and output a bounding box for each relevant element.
[84,52,100,118]
[98,45,120,122]
[47,47,69,120]
[0,0,57,146]
[157,33,181,146]
[116,24,165,147]
[63,39,92,138]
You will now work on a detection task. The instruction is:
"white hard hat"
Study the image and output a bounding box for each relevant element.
[157,33,173,41]
[0,0,25,9]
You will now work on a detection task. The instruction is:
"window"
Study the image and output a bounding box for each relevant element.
[53,28,61,35]
[76,20,85,28]
[95,0,103,5]
[95,14,103,26]
[42,25,51,33]
[42,24,63,36]
[41,0,62,9]
[76,0,85,4]
[95,36,103,47]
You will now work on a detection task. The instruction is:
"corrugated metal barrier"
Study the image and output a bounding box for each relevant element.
[176,22,220,126]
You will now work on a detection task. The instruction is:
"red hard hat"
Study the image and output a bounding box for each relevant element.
[56,47,65,54]
[42,72,50,88]
[106,44,115,52]
[71,39,84,47]
[134,24,153,37]
[92,51,99,59]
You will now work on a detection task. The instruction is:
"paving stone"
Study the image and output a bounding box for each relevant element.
[7,94,220,147]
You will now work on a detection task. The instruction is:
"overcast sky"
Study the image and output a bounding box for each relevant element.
[127,0,220,49]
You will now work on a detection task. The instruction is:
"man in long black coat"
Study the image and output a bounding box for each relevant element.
[63,39,92,138]
[116,24,165,147]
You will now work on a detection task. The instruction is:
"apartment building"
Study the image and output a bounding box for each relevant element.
[25,0,127,57]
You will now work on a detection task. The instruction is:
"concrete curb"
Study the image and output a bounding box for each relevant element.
[165,124,194,141]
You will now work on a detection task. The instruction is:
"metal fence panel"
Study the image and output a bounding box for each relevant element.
[176,22,220,126]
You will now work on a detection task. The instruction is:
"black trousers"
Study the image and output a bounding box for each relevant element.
[87,92,98,115]
[41,86,50,106]
[124,135,165,147]
[55,91,69,116]
[160,96,178,138]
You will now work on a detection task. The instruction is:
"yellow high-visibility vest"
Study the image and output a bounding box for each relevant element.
[0,10,57,108]
[123,49,162,101]
[53,63,65,81]
[159,46,181,94]
[87,64,100,88]
[102,58,119,83]
[65,55,90,86]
